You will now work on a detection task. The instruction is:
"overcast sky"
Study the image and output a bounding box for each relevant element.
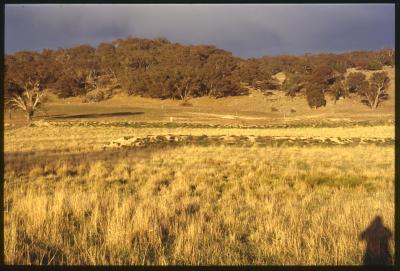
[5,4,395,58]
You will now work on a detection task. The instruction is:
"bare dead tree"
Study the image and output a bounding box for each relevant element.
[178,82,192,102]
[362,72,390,109]
[173,76,194,104]
[6,79,45,123]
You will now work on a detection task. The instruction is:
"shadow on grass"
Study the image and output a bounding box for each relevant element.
[44,111,144,119]
[4,144,175,178]
[359,216,393,266]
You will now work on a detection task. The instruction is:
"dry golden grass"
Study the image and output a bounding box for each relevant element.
[4,66,395,264]
[4,140,394,265]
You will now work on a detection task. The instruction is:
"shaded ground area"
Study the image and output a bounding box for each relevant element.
[5,144,169,177]
[359,216,393,266]
[44,111,144,119]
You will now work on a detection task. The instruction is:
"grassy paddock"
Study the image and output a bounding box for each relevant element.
[4,143,394,265]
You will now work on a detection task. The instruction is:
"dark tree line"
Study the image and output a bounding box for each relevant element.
[4,36,394,109]
[240,49,393,108]
[5,37,248,103]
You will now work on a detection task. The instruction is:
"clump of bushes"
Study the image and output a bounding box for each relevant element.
[365,60,383,71]
[83,88,113,103]
[306,84,326,108]
[180,101,193,107]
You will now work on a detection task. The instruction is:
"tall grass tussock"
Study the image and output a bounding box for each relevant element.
[4,141,394,265]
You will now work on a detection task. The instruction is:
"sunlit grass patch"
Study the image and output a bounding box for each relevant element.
[4,144,394,265]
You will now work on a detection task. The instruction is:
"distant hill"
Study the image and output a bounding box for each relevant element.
[4,36,394,109]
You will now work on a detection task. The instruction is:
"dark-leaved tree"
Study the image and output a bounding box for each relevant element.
[346,72,368,94]
[305,83,326,108]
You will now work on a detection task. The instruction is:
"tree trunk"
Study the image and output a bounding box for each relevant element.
[364,92,374,109]
[372,97,379,109]
[26,111,34,123]
[372,87,382,109]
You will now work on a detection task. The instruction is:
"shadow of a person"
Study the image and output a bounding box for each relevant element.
[359,216,393,265]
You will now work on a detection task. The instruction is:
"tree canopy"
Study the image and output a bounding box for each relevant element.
[4,37,394,108]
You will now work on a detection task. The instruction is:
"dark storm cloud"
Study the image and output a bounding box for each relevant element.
[5,4,395,58]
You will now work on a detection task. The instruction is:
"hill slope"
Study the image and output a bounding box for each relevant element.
[5,66,393,128]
